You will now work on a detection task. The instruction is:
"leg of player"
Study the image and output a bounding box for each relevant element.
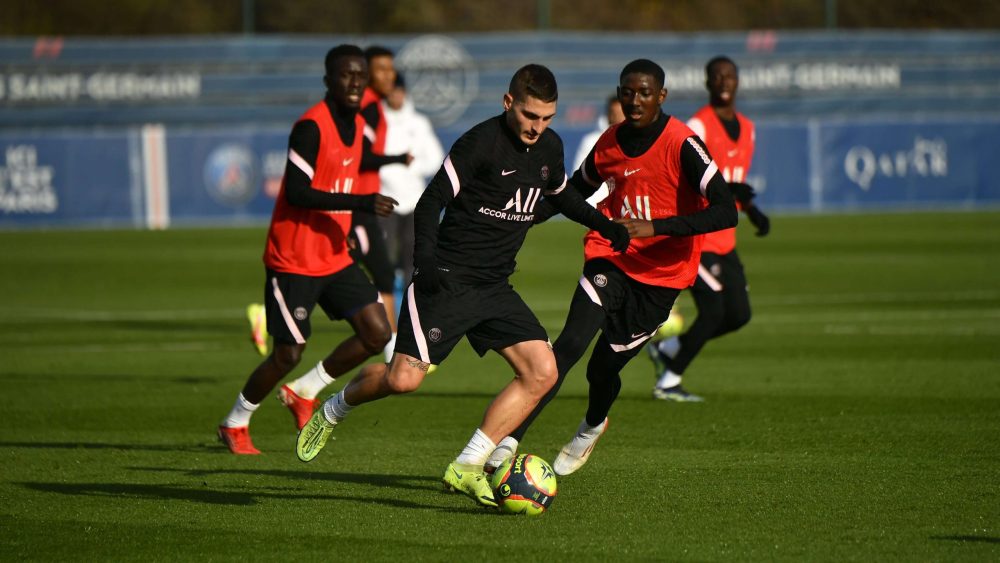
[486,289,607,473]
[651,285,723,403]
[219,340,305,454]
[444,339,557,508]
[280,301,391,429]
[553,335,631,475]
[296,353,427,463]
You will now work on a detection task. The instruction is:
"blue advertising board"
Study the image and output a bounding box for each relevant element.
[0,131,136,228]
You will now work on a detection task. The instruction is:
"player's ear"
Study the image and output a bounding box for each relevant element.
[659,88,668,104]
[503,93,514,112]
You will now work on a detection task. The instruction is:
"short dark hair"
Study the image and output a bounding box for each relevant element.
[325,44,365,76]
[706,55,738,77]
[620,59,665,90]
[509,64,558,103]
[364,45,394,64]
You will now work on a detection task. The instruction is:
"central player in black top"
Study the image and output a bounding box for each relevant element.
[295,64,630,508]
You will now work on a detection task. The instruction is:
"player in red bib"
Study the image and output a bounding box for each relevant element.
[488,59,738,476]
[218,45,399,455]
[647,56,771,402]
[351,46,413,361]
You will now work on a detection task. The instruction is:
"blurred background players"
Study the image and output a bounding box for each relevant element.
[378,73,445,287]
[647,55,771,402]
[218,45,398,454]
[354,45,413,361]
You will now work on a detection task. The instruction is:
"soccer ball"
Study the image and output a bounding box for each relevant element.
[653,307,685,340]
[490,453,557,515]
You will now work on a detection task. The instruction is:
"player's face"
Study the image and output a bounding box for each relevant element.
[618,73,666,129]
[324,55,368,110]
[368,55,397,98]
[707,60,738,107]
[503,93,557,146]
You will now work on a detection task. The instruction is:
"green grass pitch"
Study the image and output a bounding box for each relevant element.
[1,211,998,561]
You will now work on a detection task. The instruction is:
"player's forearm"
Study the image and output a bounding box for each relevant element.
[412,177,449,262]
[284,175,376,212]
[360,151,408,171]
[652,180,737,236]
[547,185,613,231]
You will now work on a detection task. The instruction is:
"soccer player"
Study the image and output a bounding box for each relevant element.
[647,55,771,402]
[353,45,413,361]
[218,44,399,455]
[487,59,738,476]
[295,64,630,507]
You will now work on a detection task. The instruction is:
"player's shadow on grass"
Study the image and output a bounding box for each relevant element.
[19,481,487,515]
[930,535,1000,544]
[0,440,222,454]
[132,466,442,492]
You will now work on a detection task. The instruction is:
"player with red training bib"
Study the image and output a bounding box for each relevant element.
[218,45,399,455]
[647,56,771,403]
[489,59,738,476]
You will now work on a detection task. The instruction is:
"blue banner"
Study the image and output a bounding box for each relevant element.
[0,132,135,228]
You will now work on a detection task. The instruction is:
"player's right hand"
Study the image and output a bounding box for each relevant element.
[614,218,655,239]
[372,194,399,217]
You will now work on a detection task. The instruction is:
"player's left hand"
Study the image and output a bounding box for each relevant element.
[372,194,399,217]
[746,205,770,236]
[614,217,655,239]
[598,221,630,252]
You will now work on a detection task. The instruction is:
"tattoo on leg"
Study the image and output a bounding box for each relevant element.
[406,358,432,372]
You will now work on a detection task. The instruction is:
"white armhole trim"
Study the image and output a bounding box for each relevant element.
[288,149,314,180]
[443,156,461,197]
[544,174,568,195]
[700,161,719,198]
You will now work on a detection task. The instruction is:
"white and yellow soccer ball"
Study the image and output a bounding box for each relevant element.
[490,453,557,516]
[653,307,685,341]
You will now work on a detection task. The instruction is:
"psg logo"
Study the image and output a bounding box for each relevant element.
[203,143,258,207]
[593,274,608,287]
[540,165,549,181]
[428,328,442,342]
[294,307,308,321]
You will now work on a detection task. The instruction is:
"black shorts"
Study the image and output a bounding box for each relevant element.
[349,212,396,293]
[693,250,747,296]
[394,277,548,365]
[264,264,379,345]
[579,258,680,356]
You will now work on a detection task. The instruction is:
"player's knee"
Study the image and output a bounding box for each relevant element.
[385,369,422,394]
[522,357,557,395]
[357,313,392,355]
[272,343,303,371]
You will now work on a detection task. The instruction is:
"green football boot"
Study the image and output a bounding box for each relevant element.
[442,462,497,508]
[296,409,337,462]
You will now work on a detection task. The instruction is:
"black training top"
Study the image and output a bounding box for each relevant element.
[413,114,594,284]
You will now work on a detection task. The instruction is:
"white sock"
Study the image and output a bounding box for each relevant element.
[656,370,683,390]
[455,428,496,467]
[222,393,259,428]
[658,336,681,359]
[322,389,354,423]
[383,332,397,363]
[577,417,607,437]
[288,361,335,400]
